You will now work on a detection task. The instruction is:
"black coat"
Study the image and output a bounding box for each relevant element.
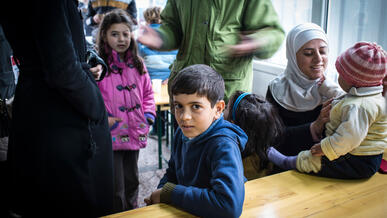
[266,88,322,156]
[0,25,15,101]
[1,0,113,216]
[0,25,15,138]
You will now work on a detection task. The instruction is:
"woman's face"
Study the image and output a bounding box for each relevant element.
[296,39,328,80]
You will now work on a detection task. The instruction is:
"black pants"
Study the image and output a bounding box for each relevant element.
[317,153,383,179]
[0,160,10,217]
[113,150,139,213]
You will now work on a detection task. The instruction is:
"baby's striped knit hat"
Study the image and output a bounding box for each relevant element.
[335,41,387,87]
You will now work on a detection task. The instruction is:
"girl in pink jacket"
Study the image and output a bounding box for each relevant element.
[96,9,156,212]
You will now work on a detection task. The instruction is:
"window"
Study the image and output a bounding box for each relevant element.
[263,0,315,67]
[258,0,387,82]
[137,0,387,83]
[136,0,168,24]
[326,0,387,81]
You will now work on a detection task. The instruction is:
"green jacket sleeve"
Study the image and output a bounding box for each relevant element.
[242,0,285,59]
[157,0,182,51]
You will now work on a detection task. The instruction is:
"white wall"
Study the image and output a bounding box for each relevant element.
[252,60,284,97]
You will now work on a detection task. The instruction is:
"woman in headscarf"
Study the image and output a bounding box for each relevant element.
[266,23,344,156]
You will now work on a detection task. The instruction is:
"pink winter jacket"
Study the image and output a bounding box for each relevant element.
[98,50,156,150]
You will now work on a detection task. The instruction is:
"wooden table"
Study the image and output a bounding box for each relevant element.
[105,203,194,218]
[153,83,170,106]
[242,170,386,217]
[105,168,387,217]
[153,84,173,169]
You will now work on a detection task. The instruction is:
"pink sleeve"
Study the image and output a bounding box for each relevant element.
[142,65,156,116]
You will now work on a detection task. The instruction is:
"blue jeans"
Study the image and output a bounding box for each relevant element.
[316,153,383,179]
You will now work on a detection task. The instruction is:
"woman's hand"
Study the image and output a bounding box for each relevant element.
[310,143,324,156]
[89,64,103,80]
[310,98,333,141]
[317,75,326,86]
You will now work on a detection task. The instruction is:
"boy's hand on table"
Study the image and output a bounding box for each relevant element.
[310,144,324,156]
[144,188,162,205]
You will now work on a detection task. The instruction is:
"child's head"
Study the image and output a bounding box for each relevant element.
[97,9,145,74]
[224,91,284,161]
[335,41,387,92]
[171,64,225,138]
[143,6,162,24]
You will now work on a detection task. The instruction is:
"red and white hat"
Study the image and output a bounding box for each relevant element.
[335,41,387,87]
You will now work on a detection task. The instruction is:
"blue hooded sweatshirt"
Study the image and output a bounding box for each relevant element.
[158,116,247,218]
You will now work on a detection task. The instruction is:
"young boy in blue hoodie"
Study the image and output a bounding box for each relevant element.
[144,64,247,217]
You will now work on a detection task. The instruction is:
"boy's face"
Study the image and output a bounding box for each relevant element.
[173,93,225,138]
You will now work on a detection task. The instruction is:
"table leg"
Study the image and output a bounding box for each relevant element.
[157,105,162,169]
[171,113,174,151]
[166,111,169,148]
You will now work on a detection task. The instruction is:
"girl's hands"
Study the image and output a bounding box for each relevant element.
[108,116,122,128]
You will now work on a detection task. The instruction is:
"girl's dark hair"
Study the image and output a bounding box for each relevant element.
[226,91,284,167]
[96,9,146,75]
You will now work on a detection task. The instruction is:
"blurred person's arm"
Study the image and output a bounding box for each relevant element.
[138,0,182,51]
[229,0,285,58]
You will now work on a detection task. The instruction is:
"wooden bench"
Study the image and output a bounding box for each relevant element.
[104,166,387,217]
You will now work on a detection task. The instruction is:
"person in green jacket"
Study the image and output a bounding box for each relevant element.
[138,0,284,102]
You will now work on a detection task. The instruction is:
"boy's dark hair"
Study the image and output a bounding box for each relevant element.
[171,64,224,107]
[226,91,284,167]
[96,9,146,75]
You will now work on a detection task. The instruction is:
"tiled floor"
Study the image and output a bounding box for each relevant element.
[137,136,171,208]
[0,135,171,209]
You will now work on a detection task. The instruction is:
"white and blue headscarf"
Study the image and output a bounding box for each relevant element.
[269,23,342,112]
